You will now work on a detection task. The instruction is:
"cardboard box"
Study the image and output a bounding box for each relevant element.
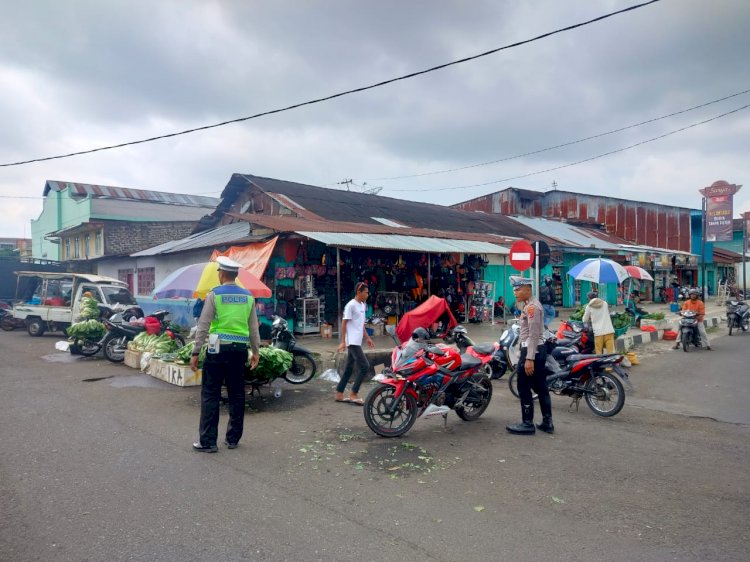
[320,324,333,338]
[124,349,143,369]
[149,358,202,387]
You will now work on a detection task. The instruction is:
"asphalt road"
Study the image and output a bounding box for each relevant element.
[1,327,748,561]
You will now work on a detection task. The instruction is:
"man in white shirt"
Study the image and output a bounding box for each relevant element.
[335,282,375,405]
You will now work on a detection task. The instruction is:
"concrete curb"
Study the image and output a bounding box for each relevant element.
[615,314,723,352]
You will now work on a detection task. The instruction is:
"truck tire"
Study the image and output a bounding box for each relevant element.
[26,317,46,337]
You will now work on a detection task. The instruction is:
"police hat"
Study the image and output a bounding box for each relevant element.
[216,256,242,273]
[509,275,532,288]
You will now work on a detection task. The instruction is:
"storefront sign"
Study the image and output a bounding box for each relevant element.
[700,181,742,242]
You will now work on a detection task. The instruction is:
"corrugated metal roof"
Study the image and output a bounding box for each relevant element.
[509,216,623,250]
[44,180,219,209]
[91,199,210,221]
[229,212,519,246]
[296,232,510,254]
[131,222,260,256]
[216,174,535,239]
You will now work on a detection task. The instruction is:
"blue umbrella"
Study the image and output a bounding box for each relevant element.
[567,258,629,284]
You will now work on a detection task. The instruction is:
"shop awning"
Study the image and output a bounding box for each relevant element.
[209,236,278,278]
[296,232,509,255]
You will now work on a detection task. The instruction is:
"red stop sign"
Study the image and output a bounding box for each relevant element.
[509,240,535,271]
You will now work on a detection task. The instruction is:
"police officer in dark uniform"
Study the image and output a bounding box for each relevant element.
[191,257,260,452]
[506,276,554,435]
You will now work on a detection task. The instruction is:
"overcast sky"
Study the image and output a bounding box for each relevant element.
[1,0,748,240]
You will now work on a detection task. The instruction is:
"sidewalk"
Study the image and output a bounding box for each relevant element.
[294,300,727,372]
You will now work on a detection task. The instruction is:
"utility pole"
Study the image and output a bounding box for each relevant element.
[744,211,749,296]
[338,179,353,191]
[551,181,557,190]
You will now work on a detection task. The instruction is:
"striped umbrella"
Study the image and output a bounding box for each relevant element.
[567,258,630,284]
[151,262,271,299]
[623,265,654,281]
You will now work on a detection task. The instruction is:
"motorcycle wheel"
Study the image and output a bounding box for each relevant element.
[742,318,749,332]
[728,319,734,336]
[507,371,539,400]
[455,374,493,421]
[172,333,186,347]
[363,384,418,438]
[584,371,625,417]
[284,352,316,384]
[104,335,127,363]
[682,331,689,352]
[0,316,16,331]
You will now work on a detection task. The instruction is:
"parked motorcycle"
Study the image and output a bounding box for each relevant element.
[508,352,626,417]
[676,310,703,352]
[725,299,750,335]
[363,329,493,437]
[270,316,316,384]
[74,310,183,362]
[447,324,508,379]
[0,305,25,331]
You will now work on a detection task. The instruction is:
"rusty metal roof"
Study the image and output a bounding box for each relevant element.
[217,174,535,239]
[227,212,518,246]
[44,180,219,208]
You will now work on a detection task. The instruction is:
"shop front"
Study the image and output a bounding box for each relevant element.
[260,233,509,336]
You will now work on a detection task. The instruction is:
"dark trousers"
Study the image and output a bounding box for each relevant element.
[336,344,370,394]
[516,347,552,422]
[198,347,247,446]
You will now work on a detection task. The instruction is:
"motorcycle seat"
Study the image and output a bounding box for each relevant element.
[471,343,496,355]
[112,323,146,336]
[565,353,619,363]
[459,353,482,369]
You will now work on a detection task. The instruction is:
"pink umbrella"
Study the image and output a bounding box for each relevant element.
[624,265,654,281]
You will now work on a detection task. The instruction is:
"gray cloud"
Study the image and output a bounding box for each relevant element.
[1,0,748,238]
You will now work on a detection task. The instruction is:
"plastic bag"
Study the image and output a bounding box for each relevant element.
[320,368,341,383]
[55,340,70,352]
[140,351,153,373]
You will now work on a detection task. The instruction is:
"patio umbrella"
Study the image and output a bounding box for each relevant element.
[623,265,654,281]
[567,258,630,284]
[151,262,272,299]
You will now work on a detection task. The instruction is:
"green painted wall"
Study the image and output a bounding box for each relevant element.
[31,189,93,259]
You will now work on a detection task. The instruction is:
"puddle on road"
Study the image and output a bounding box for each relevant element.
[41,353,98,364]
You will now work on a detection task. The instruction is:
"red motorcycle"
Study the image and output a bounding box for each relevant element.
[363,328,493,437]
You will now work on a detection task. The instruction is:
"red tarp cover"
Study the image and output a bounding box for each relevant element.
[396,296,458,343]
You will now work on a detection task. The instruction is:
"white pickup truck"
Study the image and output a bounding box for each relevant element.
[11,271,139,336]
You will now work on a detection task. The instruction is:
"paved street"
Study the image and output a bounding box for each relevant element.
[1,326,749,561]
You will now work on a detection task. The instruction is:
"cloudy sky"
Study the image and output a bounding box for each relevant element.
[1,0,748,239]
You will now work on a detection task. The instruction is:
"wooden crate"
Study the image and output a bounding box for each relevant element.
[124,349,143,369]
[149,358,202,387]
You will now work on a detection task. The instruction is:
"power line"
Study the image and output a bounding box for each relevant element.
[0,0,661,168]
[365,88,750,181]
[383,103,750,193]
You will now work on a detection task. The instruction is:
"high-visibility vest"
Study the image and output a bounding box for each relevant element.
[209,284,254,343]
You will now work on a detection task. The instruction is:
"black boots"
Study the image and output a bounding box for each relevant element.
[506,403,536,435]
[507,398,555,435]
[536,416,555,434]
[537,394,554,434]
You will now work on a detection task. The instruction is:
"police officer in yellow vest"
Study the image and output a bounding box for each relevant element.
[191,257,260,452]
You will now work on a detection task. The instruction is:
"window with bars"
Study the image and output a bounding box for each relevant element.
[95,231,103,255]
[137,267,155,296]
[73,236,80,258]
[64,239,70,260]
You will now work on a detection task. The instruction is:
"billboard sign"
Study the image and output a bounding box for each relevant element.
[699,181,742,242]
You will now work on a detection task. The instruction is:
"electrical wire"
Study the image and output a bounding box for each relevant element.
[0,0,660,168]
[365,88,750,181]
[383,102,750,193]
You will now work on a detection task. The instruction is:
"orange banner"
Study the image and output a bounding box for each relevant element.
[210,236,278,279]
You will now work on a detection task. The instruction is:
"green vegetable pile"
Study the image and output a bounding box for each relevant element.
[643,312,665,320]
[79,296,100,320]
[66,319,106,343]
[251,347,293,380]
[569,306,586,321]
[128,332,180,354]
[174,341,207,367]
[611,312,631,329]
